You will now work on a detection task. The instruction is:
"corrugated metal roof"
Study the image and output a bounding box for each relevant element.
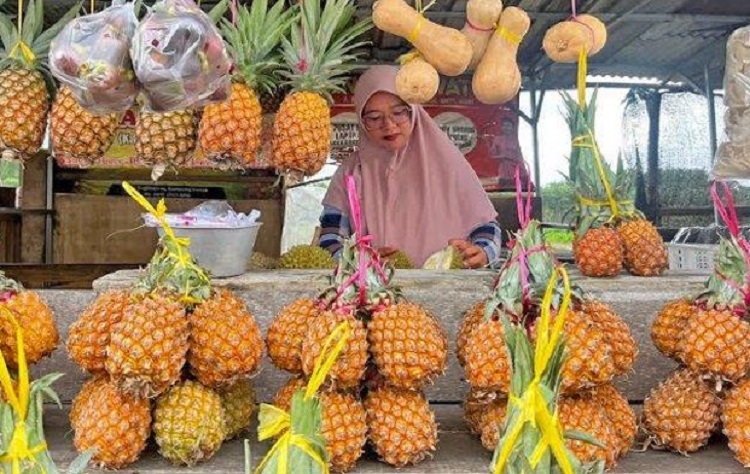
[11,0,750,91]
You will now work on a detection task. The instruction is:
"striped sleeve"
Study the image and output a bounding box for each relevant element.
[319,205,351,258]
[469,220,504,268]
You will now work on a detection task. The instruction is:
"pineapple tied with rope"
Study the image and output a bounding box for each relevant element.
[565,55,667,277]
[0,307,92,474]
[0,0,80,160]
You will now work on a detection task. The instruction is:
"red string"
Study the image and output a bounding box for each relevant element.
[230,0,238,26]
[711,181,750,307]
[466,19,495,32]
[571,0,577,18]
[514,165,534,230]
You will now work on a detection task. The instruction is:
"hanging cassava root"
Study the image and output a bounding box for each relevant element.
[472,6,530,105]
[461,0,503,69]
[396,54,440,104]
[372,0,473,76]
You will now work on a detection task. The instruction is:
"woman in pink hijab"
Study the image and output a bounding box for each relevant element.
[320,66,502,268]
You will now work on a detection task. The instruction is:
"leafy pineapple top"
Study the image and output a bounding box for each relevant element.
[222,0,296,94]
[562,91,640,234]
[279,0,371,99]
[0,0,80,72]
[0,270,22,293]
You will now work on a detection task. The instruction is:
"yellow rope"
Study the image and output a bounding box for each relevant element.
[407,15,424,44]
[495,26,521,44]
[90,0,95,14]
[572,131,622,218]
[577,45,588,109]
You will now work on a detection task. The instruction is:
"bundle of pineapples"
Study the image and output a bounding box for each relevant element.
[66,183,264,468]
[645,182,750,467]
[267,207,448,470]
[564,91,668,278]
[457,214,638,468]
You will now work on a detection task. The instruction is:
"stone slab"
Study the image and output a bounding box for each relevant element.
[46,404,744,474]
[35,270,707,404]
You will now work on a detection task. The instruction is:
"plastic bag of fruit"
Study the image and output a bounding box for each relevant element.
[131,0,231,112]
[49,1,139,114]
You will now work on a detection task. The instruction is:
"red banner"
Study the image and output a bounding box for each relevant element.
[331,76,526,191]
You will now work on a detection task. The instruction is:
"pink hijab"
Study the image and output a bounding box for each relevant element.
[323,66,497,266]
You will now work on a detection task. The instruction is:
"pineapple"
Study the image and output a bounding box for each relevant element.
[0,1,78,158]
[260,85,288,114]
[50,87,119,164]
[478,397,508,452]
[271,0,370,175]
[67,290,130,374]
[71,377,152,469]
[105,292,189,398]
[69,377,108,431]
[652,299,697,361]
[267,297,319,373]
[248,251,280,270]
[189,289,264,387]
[271,376,367,471]
[590,384,637,458]
[301,310,368,389]
[135,110,198,167]
[0,271,58,367]
[617,218,668,276]
[154,380,227,466]
[365,386,438,467]
[388,250,414,269]
[643,368,722,454]
[558,394,619,468]
[564,91,666,277]
[559,308,616,394]
[463,391,487,435]
[200,0,295,166]
[218,379,256,440]
[572,226,623,277]
[464,318,511,394]
[272,375,309,411]
[456,301,486,367]
[722,378,750,467]
[581,299,638,376]
[368,301,448,390]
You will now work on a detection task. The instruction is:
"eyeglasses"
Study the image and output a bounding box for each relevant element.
[361,105,412,131]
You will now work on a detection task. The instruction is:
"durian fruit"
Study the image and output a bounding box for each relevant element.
[389,250,415,269]
[248,251,279,270]
[279,245,336,269]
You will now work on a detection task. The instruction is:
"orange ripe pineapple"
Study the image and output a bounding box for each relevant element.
[652,299,698,361]
[559,309,616,394]
[591,384,637,458]
[464,318,511,394]
[723,378,750,467]
[188,289,264,387]
[478,397,508,451]
[271,0,370,175]
[199,0,295,166]
[617,218,668,277]
[573,227,624,277]
[456,301,486,366]
[267,298,320,373]
[581,299,638,375]
[558,394,619,468]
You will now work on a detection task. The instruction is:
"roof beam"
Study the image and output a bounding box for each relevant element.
[356,10,750,24]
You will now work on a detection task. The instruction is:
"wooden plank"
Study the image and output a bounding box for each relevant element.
[21,153,47,263]
[53,193,283,264]
[1,264,140,289]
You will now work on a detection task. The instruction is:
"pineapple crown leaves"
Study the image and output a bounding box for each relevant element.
[0,0,81,71]
[492,268,602,474]
[222,0,297,94]
[279,0,372,99]
[562,90,639,229]
[122,182,211,305]
[0,271,22,293]
[700,237,748,309]
[257,323,352,474]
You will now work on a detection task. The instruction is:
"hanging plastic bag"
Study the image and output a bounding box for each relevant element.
[49,1,139,114]
[131,0,231,112]
[714,25,750,179]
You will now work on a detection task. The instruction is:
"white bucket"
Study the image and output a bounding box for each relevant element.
[156,223,262,278]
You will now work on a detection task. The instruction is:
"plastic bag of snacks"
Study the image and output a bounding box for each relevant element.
[49,1,139,114]
[131,0,231,112]
[714,25,750,178]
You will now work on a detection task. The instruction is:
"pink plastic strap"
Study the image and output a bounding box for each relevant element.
[230,0,238,26]
[711,181,750,306]
[466,19,494,32]
[571,0,577,17]
[514,165,534,230]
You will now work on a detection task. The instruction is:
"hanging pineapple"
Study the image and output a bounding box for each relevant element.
[564,89,668,277]
[271,0,371,176]
[0,0,79,159]
[199,0,296,167]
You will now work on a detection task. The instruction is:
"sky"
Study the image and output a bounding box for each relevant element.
[517,88,630,186]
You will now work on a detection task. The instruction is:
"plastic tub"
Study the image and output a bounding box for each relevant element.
[157,223,262,277]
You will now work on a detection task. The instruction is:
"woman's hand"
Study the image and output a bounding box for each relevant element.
[448,239,488,269]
